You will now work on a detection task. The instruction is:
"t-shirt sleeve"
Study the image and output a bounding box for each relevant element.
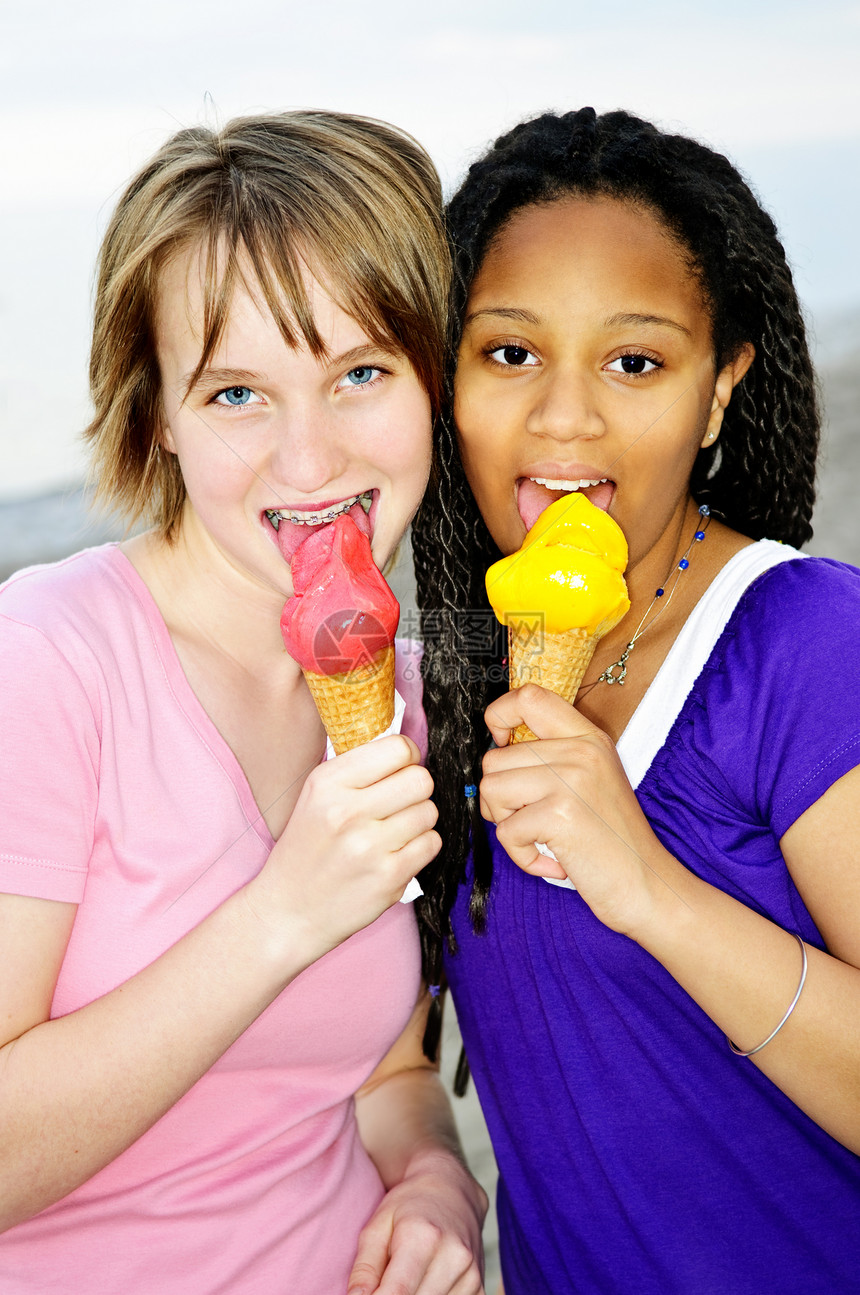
[714,559,860,840]
[0,614,100,902]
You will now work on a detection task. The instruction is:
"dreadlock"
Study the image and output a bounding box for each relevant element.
[412,107,820,1064]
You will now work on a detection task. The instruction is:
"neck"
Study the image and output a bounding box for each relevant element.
[617,496,702,638]
[122,524,297,672]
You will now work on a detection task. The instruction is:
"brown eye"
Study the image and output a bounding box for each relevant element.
[488,345,538,367]
[607,354,660,375]
[504,346,528,365]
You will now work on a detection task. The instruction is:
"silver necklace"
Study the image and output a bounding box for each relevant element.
[597,504,711,687]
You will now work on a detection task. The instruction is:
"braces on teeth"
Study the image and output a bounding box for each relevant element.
[266,492,372,529]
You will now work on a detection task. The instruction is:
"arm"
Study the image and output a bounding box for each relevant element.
[480,684,860,1154]
[348,993,487,1295]
[0,736,440,1232]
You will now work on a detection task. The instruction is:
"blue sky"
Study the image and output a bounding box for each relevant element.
[2,0,859,493]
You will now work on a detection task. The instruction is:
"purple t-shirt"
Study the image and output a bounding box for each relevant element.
[446,558,860,1294]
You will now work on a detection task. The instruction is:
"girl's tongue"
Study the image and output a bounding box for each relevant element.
[516,478,613,533]
[275,498,371,563]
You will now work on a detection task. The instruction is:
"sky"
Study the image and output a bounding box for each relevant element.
[3,0,860,496]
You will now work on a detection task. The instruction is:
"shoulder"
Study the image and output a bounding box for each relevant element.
[706,552,860,707]
[0,544,128,636]
[701,555,860,833]
[705,553,860,682]
[0,544,150,705]
[736,553,860,634]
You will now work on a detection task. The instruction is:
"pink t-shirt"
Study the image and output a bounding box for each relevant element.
[0,545,425,1294]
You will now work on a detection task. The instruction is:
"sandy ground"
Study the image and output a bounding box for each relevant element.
[1,352,857,1290]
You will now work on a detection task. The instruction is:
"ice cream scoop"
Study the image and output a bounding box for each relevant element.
[280,514,399,753]
[486,493,630,741]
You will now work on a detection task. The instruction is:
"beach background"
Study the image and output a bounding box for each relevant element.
[2,2,859,1285]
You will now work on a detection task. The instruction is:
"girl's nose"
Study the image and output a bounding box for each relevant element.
[524,368,605,443]
[268,405,350,494]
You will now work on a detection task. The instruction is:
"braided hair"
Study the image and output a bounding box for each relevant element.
[412,107,820,1064]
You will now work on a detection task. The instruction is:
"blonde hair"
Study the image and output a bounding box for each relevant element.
[85,111,450,535]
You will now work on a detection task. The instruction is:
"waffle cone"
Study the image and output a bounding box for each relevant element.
[508,624,598,743]
[304,644,396,755]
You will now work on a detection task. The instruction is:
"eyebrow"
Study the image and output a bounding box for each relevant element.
[463,306,691,339]
[332,343,401,367]
[179,367,263,394]
[180,345,401,396]
[603,312,691,336]
[463,307,541,327]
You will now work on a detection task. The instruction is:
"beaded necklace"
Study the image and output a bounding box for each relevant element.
[596,504,711,687]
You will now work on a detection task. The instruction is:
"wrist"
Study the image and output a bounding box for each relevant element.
[232,877,324,982]
[400,1143,489,1223]
[624,840,701,951]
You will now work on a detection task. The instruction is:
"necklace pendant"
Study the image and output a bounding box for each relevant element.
[598,644,632,686]
[596,508,711,689]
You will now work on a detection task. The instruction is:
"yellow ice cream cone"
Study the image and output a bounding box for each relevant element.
[507,624,598,743]
[486,495,630,742]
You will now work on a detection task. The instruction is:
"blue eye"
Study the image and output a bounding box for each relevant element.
[215,386,257,406]
[343,366,378,386]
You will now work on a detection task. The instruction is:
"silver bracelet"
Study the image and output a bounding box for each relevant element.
[728,932,808,1058]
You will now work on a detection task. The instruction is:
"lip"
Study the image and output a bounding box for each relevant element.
[515,466,616,534]
[270,493,367,515]
[519,461,614,485]
[262,489,379,561]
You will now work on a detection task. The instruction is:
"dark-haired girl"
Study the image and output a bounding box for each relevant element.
[413,108,860,1293]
